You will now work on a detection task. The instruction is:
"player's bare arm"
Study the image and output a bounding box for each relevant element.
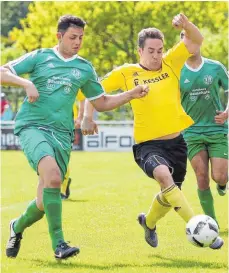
[90,84,149,112]
[172,13,203,53]
[81,85,149,135]
[1,66,39,103]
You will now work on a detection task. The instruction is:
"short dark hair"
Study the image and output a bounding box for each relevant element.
[57,15,86,33]
[138,28,164,49]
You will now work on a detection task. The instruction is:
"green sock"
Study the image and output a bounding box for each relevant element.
[43,188,64,251]
[197,188,217,221]
[14,199,45,234]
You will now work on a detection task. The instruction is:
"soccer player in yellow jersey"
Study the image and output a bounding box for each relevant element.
[81,14,220,249]
[61,91,85,199]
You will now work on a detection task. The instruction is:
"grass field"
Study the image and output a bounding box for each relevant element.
[1,151,228,273]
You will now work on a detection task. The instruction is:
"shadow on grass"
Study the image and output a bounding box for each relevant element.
[25,255,227,271]
[62,199,89,203]
[24,259,134,270]
[147,254,227,269]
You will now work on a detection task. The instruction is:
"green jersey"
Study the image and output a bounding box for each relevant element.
[8,47,105,135]
[180,57,228,137]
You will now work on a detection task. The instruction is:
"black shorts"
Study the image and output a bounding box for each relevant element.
[133,134,187,186]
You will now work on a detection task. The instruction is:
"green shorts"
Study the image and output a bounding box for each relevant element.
[18,127,72,181]
[184,134,228,161]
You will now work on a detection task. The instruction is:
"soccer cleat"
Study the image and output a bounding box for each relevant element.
[209,236,224,249]
[54,241,80,260]
[138,213,158,247]
[6,219,23,258]
[216,184,227,196]
[61,178,72,200]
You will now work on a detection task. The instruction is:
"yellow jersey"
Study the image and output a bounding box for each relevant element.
[101,41,194,143]
[73,90,85,119]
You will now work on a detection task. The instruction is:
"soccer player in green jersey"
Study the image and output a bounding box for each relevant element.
[1,15,149,260]
[180,32,228,243]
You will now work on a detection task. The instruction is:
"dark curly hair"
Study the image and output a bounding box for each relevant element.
[57,15,86,33]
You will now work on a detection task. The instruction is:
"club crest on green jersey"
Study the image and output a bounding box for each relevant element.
[203,75,213,85]
[71,68,81,79]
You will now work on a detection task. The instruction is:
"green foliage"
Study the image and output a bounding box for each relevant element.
[2,1,228,119]
[7,1,228,70]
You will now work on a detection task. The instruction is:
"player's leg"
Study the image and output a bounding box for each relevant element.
[134,136,194,247]
[61,166,72,199]
[38,156,64,248]
[186,136,217,221]
[208,134,228,196]
[190,150,217,221]
[133,145,172,247]
[154,136,194,223]
[38,156,79,259]
[6,129,48,258]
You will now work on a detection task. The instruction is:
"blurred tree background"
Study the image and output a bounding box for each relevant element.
[1,1,228,119]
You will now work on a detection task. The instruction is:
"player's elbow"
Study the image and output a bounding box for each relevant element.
[93,105,106,112]
[0,66,10,75]
[0,66,11,84]
[91,96,108,112]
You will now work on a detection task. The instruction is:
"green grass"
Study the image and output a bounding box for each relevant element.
[1,151,228,273]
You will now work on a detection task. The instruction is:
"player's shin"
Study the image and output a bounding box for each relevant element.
[43,188,64,250]
[146,192,172,229]
[197,188,217,221]
[13,199,45,234]
[162,184,194,222]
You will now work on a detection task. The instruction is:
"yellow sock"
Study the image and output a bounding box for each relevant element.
[146,192,172,229]
[61,167,70,194]
[162,184,194,223]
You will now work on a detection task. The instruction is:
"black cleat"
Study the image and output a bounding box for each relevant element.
[138,213,158,247]
[6,219,23,258]
[61,178,72,200]
[54,241,80,260]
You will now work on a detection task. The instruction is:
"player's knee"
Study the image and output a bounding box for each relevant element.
[212,171,228,185]
[195,171,209,189]
[153,165,173,188]
[47,167,62,188]
[36,199,44,211]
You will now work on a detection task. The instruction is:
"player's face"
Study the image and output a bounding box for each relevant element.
[138,38,163,71]
[57,27,84,57]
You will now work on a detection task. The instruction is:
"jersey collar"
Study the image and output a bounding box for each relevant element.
[52,46,78,62]
[185,56,204,72]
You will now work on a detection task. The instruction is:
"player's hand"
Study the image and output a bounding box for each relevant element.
[172,13,189,30]
[81,117,98,135]
[214,110,228,124]
[24,81,39,103]
[129,84,149,99]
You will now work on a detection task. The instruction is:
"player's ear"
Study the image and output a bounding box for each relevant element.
[138,47,143,57]
[57,32,62,42]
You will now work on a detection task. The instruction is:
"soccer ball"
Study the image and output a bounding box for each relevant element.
[186,215,219,247]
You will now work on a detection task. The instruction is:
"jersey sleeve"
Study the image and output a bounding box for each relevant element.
[7,50,39,76]
[218,63,229,92]
[163,41,192,78]
[81,66,105,101]
[101,66,126,92]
